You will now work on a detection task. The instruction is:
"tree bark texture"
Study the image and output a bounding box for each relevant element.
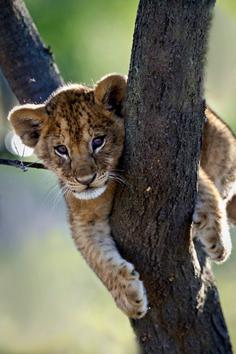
[0,0,63,104]
[111,1,232,353]
[0,0,232,353]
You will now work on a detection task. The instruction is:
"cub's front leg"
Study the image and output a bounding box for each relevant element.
[68,198,148,319]
[192,167,232,262]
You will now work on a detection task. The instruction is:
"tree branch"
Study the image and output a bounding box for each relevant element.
[111,1,232,353]
[0,0,64,104]
[0,158,45,170]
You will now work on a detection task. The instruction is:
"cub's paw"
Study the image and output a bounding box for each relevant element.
[111,262,148,319]
[201,235,231,263]
[192,210,232,263]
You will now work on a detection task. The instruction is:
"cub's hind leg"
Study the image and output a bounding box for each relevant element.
[227,195,236,226]
[192,167,232,262]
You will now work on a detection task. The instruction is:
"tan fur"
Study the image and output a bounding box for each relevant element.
[192,107,235,262]
[193,168,231,262]
[8,74,147,319]
[8,75,235,318]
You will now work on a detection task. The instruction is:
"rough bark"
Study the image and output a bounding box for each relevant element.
[0,0,63,104]
[0,0,232,353]
[111,1,233,353]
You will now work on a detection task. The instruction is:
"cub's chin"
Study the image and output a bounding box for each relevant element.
[74,185,107,200]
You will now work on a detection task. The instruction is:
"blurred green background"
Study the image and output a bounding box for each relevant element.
[0,1,236,353]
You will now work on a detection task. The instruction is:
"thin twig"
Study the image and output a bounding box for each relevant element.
[0,158,46,170]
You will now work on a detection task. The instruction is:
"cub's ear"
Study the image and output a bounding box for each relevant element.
[8,103,48,148]
[94,74,127,117]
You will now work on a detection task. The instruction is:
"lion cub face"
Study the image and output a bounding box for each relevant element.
[9,74,127,200]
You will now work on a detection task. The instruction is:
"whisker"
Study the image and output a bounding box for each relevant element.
[44,183,60,203]
[63,187,72,198]
[67,183,78,189]
[26,159,42,168]
[109,172,127,183]
[53,188,63,206]
[109,175,124,186]
[52,184,68,209]
[109,174,130,188]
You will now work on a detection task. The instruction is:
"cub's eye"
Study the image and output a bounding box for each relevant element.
[54,145,68,158]
[92,136,106,152]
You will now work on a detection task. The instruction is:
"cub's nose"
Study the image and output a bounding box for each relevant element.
[76,173,97,186]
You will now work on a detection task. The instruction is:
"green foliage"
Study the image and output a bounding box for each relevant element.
[0,231,137,354]
[218,0,236,16]
[25,0,138,82]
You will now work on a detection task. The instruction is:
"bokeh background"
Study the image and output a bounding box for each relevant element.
[0,1,236,353]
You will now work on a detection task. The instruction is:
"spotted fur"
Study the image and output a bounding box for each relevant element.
[8,74,148,319]
[8,75,235,319]
[192,107,236,262]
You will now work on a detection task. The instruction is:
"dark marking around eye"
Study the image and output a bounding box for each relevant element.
[92,136,106,151]
[54,144,68,156]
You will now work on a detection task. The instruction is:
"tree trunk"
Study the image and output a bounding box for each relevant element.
[0,0,63,104]
[0,0,232,353]
[111,1,232,353]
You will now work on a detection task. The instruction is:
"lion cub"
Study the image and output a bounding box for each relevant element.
[8,74,235,319]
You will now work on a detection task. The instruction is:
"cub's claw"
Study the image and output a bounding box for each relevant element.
[192,210,232,263]
[111,262,148,319]
[199,231,232,263]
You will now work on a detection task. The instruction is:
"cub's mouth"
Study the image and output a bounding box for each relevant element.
[73,185,107,200]
[65,171,111,200]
